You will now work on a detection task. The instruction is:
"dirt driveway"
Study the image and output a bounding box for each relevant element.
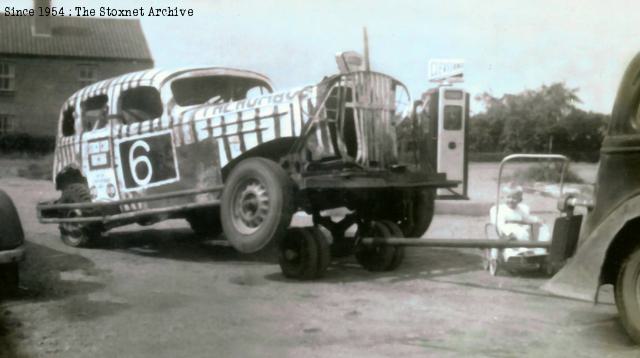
[0,175,638,358]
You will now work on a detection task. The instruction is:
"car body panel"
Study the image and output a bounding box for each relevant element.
[41,67,456,228]
[52,67,317,213]
[543,52,640,302]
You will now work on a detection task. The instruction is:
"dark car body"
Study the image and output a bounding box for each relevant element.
[545,52,640,301]
[0,189,25,295]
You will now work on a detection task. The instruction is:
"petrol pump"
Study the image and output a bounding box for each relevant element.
[418,59,469,199]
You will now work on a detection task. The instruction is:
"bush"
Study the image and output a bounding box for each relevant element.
[509,163,584,184]
[16,154,53,180]
[469,152,506,162]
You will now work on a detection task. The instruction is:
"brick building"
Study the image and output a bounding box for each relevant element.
[0,3,154,137]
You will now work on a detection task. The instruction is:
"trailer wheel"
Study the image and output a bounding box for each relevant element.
[186,208,222,238]
[279,227,330,280]
[379,220,405,271]
[221,158,294,254]
[355,221,399,272]
[615,247,640,344]
[58,183,101,247]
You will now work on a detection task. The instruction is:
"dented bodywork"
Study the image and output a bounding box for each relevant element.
[38,66,455,230]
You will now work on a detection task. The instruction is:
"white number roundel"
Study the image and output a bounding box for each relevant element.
[129,140,153,186]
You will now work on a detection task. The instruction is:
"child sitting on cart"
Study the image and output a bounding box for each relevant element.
[489,184,550,263]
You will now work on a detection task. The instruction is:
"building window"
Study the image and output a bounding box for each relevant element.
[0,115,14,134]
[78,64,97,87]
[0,63,15,92]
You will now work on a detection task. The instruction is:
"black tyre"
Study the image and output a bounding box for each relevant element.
[379,220,405,271]
[186,207,223,237]
[221,158,295,253]
[0,263,19,297]
[314,227,332,277]
[355,221,399,272]
[58,183,101,247]
[400,188,435,238]
[375,188,435,238]
[279,227,330,280]
[615,248,640,344]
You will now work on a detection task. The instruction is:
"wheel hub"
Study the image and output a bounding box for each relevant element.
[232,180,270,235]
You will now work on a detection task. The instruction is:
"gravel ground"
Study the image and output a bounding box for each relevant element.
[3,162,638,358]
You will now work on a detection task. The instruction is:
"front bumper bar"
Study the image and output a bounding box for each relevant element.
[37,185,223,225]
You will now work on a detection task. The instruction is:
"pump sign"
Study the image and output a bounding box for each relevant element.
[429,59,464,82]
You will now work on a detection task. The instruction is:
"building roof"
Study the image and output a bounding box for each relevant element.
[0,16,153,61]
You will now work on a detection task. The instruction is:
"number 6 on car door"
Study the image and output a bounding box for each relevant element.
[115,130,180,191]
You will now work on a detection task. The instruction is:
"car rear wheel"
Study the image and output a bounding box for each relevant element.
[375,188,435,238]
[615,247,640,344]
[221,158,294,253]
[400,188,435,238]
[58,183,101,247]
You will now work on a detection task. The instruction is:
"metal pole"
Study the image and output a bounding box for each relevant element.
[361,237,552,249]
[363,27,370,71]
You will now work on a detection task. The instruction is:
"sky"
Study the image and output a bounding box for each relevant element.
[5,0,640,114]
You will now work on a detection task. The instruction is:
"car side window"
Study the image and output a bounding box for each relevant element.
[81,95,109,131]
[118,86,163,124]
[245,85,270,100]
[170,76,272,106]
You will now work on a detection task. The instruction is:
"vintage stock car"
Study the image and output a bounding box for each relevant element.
[37,63,457,279]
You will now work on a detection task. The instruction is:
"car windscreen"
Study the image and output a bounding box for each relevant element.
[170,75,271,107]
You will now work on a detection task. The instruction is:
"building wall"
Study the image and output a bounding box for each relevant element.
[0,56,152,137]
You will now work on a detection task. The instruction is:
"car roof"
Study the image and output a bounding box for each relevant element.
[63,67,273,109]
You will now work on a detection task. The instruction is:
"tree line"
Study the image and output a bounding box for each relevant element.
[468,83,610,162]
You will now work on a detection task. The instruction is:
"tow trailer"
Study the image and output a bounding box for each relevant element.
[280,154,585,279]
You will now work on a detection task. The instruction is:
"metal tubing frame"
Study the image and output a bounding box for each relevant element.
[494,154,570,238]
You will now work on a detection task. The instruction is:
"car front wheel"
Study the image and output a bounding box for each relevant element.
[615,247,640,344]
[221,158,294,254]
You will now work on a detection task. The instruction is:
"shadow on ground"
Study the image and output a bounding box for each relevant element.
[0,311,22,358]
[265,247,484,284]
[0,240,122,357]
[94,227,279,264]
